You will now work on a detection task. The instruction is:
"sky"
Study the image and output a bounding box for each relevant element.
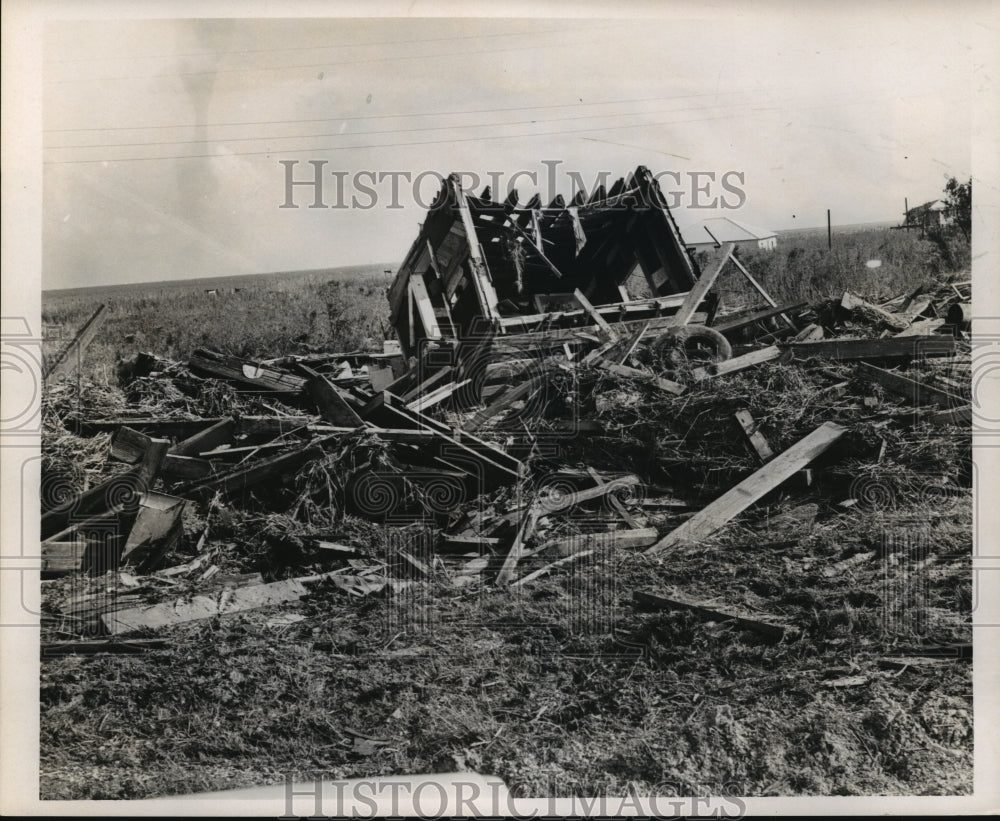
[40,8,980,290]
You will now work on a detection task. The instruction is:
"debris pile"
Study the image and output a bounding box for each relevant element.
[40,167,972,656]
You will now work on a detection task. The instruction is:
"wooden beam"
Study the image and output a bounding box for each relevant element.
[170,418,236,457]
[188,349,306,394]
[184,442,325,499]
[449,174,501,323]
[789,336,955,362]
[511,549,594,587]
[540,527,658,557]
[410,273,443,340]
[712,303,809,335]
[597,361,686,395]
[45,304,108,380]
[103,572,342,634]
[645,422,846,554]
[840,291,909,331]
[729,256,797,330]
[496,503,539,584]
[634,590,791,641]
[586,467,642,528]
[306,375,364,427]
[858,362,964,409]
[406,378,469,413]
[572,288,618,341]
[670,243,734,327]
[691,345,783,381]
[734,410,774,461]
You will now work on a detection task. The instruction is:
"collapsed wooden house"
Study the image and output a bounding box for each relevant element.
[387,166,711,358]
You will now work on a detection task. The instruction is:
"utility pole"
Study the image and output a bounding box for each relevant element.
[827,209,832,250]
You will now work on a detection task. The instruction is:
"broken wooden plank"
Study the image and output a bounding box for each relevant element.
[587,466,641,528]
[840,291,910,331]
[41,541,87,575]
[496,503,540,585]
[307,375,364,427]
[511,549,595,587]
[921,405,972,426]
[712,302,808,335]
[572,288,618,342]
[671,244,733,327]
[734,410,774,462]
[789,336,955,361]
[185,441,325,499]
[41,638,170,656]
[858,362,964,409]
[645,422,846,554]
[691,345,782,381]
[188,349,307,394]
[535,474,642,519]
[895,318,946,337]
[110,426,153,464]
[406,378,470,413]
[103,573,332,634]
[541,527,658,557]
[41,438,170,541]
[45,304,108,380]
[728,257,797,330]
[634,590,792,641]
[170,417,236,456]
[792,323,824,342]
[119,492,185,570]
[597,361,685,395]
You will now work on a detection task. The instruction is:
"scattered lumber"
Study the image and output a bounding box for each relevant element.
[42,638,170,656]
[734,410,774,462]
[540,527,658,557]
[103,571,345,634]
[597,361,685,395]
[691,345,782,381]
[511,549,594,587]
[788,336,955,362]
[188,349,307,394]
[859,362,964,409]
[713,302,808,335]
[645,422,846,554]
[840,291,910,331]
[634,589,793,641]
[306,375,364,426]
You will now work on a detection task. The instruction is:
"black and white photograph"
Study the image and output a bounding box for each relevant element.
[2,0,999,815]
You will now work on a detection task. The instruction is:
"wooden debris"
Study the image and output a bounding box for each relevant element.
[713,303,808,335]
[597,361,686,395]
[511,549,594,587]
[540,527,658,557]
[496,503,540,585]
[42,638,170,656]
[645,422,846,554]
[789,336,955,361]
[586,466,642,527]
[840,291,910,331]
[306,375,364,426]
[188,349,307,394]
[634,589,793,641]
[734,409,774,462]
[119,492,186,570]
[691,345,782,381]
[859,362,964,409]
[103,570,344,634]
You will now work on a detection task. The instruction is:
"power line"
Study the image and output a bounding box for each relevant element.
[45,97,759,150]
[44,31,619,84]
[44,91,746,134]
[42,108,786,165]
[45,23,620,64]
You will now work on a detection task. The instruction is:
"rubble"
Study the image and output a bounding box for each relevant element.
[40,168,972,649]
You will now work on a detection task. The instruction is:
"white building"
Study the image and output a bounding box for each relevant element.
[681,216,778,251]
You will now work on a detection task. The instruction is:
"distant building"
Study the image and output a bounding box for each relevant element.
[681,216,778,251]
[904,199,954,230]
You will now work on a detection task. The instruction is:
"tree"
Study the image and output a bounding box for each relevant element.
[944,177,971,240]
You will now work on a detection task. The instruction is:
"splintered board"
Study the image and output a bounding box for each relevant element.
[645,421,846,554]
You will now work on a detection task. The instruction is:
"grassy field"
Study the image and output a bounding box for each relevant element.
[38,226,973,800]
